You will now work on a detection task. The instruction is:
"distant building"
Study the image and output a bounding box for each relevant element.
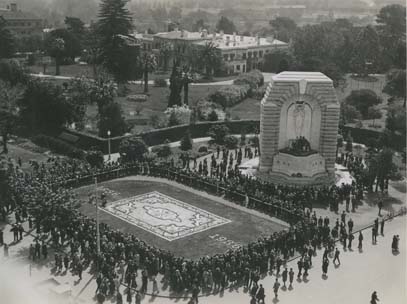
[0,3,43,36]
[132,29,288,74]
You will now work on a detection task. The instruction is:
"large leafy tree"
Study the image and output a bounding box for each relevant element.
[97,0,135,81]
[269,17,297,42]
[0,16,15,58]
[168,63,183,107]
[119,138,148,162]
[386,105,406,138]
[216,16,236,34]
[19,80,77,132]
[350,26,380,76]
[0,80,24,154]
[383,69,406,107]
[376,4,406,70]
[83,23,103,78]
[45,29,82,75]
[345,89,382,119]
[97,102,127,137]
[0,59,29,86]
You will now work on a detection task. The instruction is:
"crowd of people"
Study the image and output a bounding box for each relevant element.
[0,148,388,303]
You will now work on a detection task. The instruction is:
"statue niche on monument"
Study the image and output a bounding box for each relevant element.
[286,101,312,144]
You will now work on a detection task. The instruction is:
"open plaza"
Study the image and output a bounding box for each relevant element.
[0,1,406,304]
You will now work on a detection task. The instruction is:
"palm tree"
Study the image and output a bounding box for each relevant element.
[0,80,23,154]
[181,66,194,106]
[159,42,172,71]
[199,41,221,79]
[139,52,157,93]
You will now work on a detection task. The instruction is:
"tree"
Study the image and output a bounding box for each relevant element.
[168,6,182,21]
[139,52,157,93]
[19,80,78,132]
[45,28,82,75]
[269,17,297,42]
[208,109,218,121]
[386,105,406,138]
[198,42,222,79]
[345,89,381,118]
[180,130,193,151]
[383,69,406,107]
[97,102,127,137]
[0,80,24,153]
[208,125,229,144]
[367,107,382,127]
[119,138,148,162]
[350,26,380,76]
[181,67,194,106]
[367,148,396,192]
[216,16,236,34]
[0,16,14,58]
[159,42,172,71]
[376,4,406,38]
[154,139,172,159]
[192,19,209,32]
[263,50,294,73]
[97,0,134,81]
[83,23,103,78]
[65,16,85,38]
[345,133,353,152]
[340,103,362,124]
[168,63,183,107]
[0,59,28,86]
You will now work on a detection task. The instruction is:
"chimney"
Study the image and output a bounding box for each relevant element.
[10,3,17,12]
[226,36,230,46]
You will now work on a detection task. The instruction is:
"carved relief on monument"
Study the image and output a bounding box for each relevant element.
[286,101,312,142]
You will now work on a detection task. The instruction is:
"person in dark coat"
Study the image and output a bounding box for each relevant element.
[322,258,329,276]
[297,259,303,277]
[256,284,265,304]
[371,291,379,304]
[126,289,132,304]
[282,268,288,287]
[0,229,4,245]
[116,291,123,304]
[42,241,48,259]
[358,231,363,250]
[288,268,294,287]
[380,218,385,235]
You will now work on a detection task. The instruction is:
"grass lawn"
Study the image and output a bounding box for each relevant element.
[84,83,223,134]
[75,179,285,259]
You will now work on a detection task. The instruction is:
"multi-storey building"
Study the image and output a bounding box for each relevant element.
[132,29,288,74]
[0,3,43,36]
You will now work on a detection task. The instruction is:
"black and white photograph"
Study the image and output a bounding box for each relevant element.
[0,1,406,304]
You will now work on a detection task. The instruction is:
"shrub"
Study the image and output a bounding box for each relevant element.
[233,69,264,89]
[165,105,191,125]
[198,145,208,153]
[208,125,229,144]
[210,84,250,108]
[208,109,219,121]
[180,131,193,151]
[196,98,225,121]
[224,135,238,149]
[119,138,148,162]
[345,89,382,118]
[152,140,172,158]
[32,134,84,159]
[252,86,266,100]
[154,78,167,87]
[86,149,104,167]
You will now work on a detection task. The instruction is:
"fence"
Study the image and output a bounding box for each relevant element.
[55,163,303,225]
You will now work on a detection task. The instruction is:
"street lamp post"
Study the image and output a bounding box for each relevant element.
[95,177,100,258]
[107,130,111,161]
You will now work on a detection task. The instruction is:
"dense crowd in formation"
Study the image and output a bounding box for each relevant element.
[0,149,371,302]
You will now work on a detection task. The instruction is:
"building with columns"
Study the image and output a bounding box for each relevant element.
[132,29,288,74]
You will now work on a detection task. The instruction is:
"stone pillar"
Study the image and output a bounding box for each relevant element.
[260,101,280,171]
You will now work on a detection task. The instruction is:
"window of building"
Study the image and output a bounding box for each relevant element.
[242,53,246,59]
[243,65,246,73]
[259,51,263,57]
[236,65,240,71]
[253,51,258,57]
[223,54,228,61]
[230,54,235,61]
[248,52,252,58]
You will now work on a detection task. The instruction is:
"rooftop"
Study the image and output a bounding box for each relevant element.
[0,8,41,20]
[154,30,288,50]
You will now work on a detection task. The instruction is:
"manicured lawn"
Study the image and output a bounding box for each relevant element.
[75,179,285,259]
[29,64,94,78]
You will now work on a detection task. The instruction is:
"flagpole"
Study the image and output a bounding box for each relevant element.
[95,177,100,257]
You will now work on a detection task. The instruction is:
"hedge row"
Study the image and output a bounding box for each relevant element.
[60,120,260,153]
[32,134,85,159]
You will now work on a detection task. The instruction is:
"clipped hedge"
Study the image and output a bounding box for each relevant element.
[32,134,85,159]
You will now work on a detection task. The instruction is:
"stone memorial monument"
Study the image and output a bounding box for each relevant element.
[259,71,340,185]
